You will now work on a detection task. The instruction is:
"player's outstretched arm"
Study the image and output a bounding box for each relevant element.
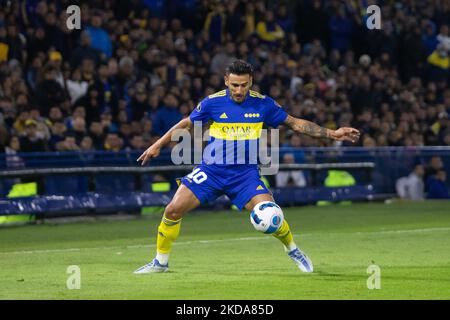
[284,115,360,143]
[137,117,192,165]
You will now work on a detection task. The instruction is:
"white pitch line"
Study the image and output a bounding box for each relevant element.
[1,227,449,256]
[0,236,272,255]
[356,227,450,235]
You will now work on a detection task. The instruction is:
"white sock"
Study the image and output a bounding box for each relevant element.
[285,243,297,252]
[156,253,169,265]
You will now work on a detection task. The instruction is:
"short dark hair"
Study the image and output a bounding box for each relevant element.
[225,60,254,76]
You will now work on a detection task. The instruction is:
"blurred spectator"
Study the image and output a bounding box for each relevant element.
[283,134,306,163]
[128,134,146,150]
[425,156,445,182]
[70,116,87,144]
[75,86,102,124]
[56,133,80,151]
[426,170,450,199]
[13,110,31,137]
[129,84,150,121]
[48,106,64,123]
[34,64,67,116]
[95,62,116,113]
[0,119,9,147]
[79,57,96,85]
[204,2,226,44]
[328,6,353,53]
[256,11,285,45]
[19,120,48,152]
[276,5,293,34]
[29,107,51,141]
[70,31,102,68]
[26,55,44,90]
[402,26,427,81]
[49,122,67,151]
[153,93,182,136]
[436,25,450,51]
[63,68,89,105]
[224,0,244,41]
[116,56,135,101]
[0,24,8,62]
[210,42,237,75]
[80,136,95,152]
[89,121,106,149]
[295,0,328,45]
[396,164,425,200]
[103,132,123,151]
[422,20,438,56]
[427,44,449,82]
[5,23,26,64]
[100,111,118,133]
[85,12,112,58]
[5,136,24,168]
[362,135,376,147]
[242,3,257,39]
[276,153,306,187]
[26,27,50,62]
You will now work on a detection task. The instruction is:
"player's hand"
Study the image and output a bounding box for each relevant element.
[331,127,360,143]
[137,144,161,166]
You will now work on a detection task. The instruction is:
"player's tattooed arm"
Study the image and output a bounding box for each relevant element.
[137,117,192,165]
[284,115,360,142]
[284,115,331,138]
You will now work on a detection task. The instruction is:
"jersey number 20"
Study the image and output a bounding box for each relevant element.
[187,168,208,184]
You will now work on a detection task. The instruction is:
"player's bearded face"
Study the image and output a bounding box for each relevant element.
[225,74,252,103]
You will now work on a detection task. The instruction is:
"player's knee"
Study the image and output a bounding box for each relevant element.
[164,202,184,220]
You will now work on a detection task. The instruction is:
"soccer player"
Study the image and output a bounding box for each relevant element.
[134,60,360,273]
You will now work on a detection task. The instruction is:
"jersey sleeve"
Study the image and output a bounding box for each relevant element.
[263,96,288,128]
[189,97,211,125]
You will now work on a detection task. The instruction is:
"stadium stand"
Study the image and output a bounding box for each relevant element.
[0,0,449,214]
[0,0,449,152]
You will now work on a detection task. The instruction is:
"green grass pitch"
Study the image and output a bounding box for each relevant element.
[0,201,449,299]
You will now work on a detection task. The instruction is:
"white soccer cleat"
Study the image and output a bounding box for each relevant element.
[287,248,314,273]
[134,258,169,274]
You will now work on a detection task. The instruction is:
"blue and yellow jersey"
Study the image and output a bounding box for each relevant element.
[189,89,287,170]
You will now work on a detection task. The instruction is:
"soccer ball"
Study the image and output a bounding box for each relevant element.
[250,201,284,234]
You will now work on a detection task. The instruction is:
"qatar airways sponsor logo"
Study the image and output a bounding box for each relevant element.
[170,121,280,175]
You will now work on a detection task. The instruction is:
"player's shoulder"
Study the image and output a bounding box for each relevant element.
[207,89,227,99]
[249,90,266,100]
[249,91,282,108]
[196,90,228,113]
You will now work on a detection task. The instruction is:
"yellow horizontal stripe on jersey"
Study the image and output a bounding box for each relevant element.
[209,122,263,140]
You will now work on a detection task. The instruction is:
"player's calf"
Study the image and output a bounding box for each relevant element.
[134,184,200,274]
[249,201,313,273]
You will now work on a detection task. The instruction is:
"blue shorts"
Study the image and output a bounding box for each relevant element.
[181,164,270,211]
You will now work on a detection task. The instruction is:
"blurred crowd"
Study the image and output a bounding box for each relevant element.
[1,0,450,157]
[396,156,449,199]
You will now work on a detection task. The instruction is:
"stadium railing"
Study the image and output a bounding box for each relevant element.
[0,162,375,216]
[1,146,449,217]
[1,146,449,192]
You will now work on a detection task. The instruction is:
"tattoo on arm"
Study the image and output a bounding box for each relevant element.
[284,115,330,139]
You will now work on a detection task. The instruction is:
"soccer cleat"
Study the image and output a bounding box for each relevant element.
[288,248,314,273]
[133,258,169,274]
